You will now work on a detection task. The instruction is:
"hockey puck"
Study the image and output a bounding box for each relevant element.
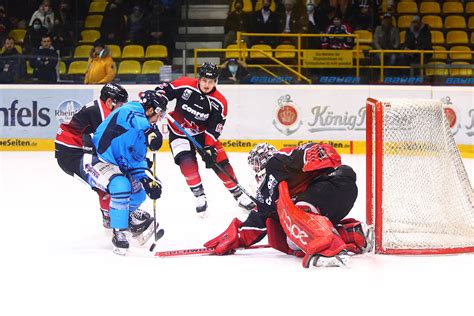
[149,243,156,252]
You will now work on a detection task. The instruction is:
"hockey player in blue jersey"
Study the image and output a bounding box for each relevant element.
[83,90,167,255]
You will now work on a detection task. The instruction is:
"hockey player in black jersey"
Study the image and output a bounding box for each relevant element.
[204,142,374,268]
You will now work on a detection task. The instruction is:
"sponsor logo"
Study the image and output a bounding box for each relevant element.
[384,77,423,84]
[441,96,461,135]
[55,99,82,124]
[319,76,361,84]
[308,106,366,132]
[182,104,209,121]
[0,100,50,127]
[281,208,309,246]
[182,89,192,101]
[272,95,302,136]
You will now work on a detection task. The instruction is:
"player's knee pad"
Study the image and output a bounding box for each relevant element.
[129,187,146,212]
[276,181,346,258]
[336,218,372,254]
[170,137,196,165]
[108,176,131,229]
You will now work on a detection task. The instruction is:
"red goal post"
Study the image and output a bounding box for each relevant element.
[366,98,474,255]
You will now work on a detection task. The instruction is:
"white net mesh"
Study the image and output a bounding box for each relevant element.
[372,99,474,251]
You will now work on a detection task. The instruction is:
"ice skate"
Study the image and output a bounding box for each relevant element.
[235,193,256,211]
[195,194,208,218]
[305,250,349,268]
[356,223,374,254]
[112,229,129,256]
[129,209,152,236]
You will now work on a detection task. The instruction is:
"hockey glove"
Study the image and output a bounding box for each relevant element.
[145,157,153,169]
[82,134,96,155]
[145,125,163,152]
[140,177,162,200]
[202,146,217,169]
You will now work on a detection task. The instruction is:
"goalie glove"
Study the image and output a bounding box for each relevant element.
[140,176,162,200]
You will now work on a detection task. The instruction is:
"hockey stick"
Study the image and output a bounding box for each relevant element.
[154,244,270,257]
[166,113,257,204]
[149,152,159,252]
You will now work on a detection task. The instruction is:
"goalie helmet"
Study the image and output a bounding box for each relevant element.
[139,90,168,120]
[248,143,277,183]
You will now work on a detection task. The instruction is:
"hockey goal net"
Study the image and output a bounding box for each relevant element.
[366,98,474,254]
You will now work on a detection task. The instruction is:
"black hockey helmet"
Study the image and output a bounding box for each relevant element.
[100,82,128,105]
[198,62,219,80]
[139,90,168,119]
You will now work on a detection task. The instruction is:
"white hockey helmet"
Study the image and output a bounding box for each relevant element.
[248,143,277,183]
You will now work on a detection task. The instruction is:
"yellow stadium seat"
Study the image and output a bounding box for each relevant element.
[354,30,373,44]
[255,0,276,12]
[397,15,414,29]
[74,45,93,58]
[14,45,22,53]
[444,16,466,30]
[79,30,101,44]
[249,44,272,58]
[446,31,469,45]
[442,2,464,14]
[432,46,447,60]
[274,44,296,59]
[397,2,418,14]
[431,31,445,45]
[89,1,107,13]
[118,60,141,74]
[450,61,473,76]
[400,31,406,44]
[84,15,103,28]
[425,62,448,76]
[421,15,443,29]
[122,45,145,58]
[471,32,474,44]
[145,45,168,58]
[419,2,441,14]
[107,45,121,58]
[231,0,253,12]
[466,2,474,14]
[26,61,33,75]
[449,46,472,60]
[8,29,26,44]
[68,61,89,75]
[59,61,67,75]
[468,17,474,31]
[225,43,248,59]
[142,60,164,74]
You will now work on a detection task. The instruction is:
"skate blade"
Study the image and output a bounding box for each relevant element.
[312,253,349,268]
[133,223,158,246]
[113,247,127,256]
[197,211,207,218]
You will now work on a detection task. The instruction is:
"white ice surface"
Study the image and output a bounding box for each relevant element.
[0,152,473,316]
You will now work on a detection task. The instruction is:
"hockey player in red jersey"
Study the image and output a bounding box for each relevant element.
[55,83,143,229]
[155,62,255,216]
[204,142,374,268]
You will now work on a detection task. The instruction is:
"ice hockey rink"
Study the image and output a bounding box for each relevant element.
[1,151,473,316]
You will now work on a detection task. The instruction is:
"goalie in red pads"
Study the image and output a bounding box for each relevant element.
[204,142,374,268]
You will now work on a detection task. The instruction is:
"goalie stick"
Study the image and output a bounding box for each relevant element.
[166,113,257,204]
[154,244,270,257]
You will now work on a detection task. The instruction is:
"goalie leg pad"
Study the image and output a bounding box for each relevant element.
[266,217,303,256]
[276,181,347,260]
[108,176,131,229]
[336,218,374,254]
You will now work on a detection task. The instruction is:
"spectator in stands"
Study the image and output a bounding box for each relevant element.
[30,35,58,83]
[404,15,432,66]
[128,5,148,45]
[51,18,73,57]
[0,37,24,83]
[321,16,353,49]
[329,0,350,19]
[0,5,12,45]
[278,0,302,34]
[155,2,179,59]
[101,1,126,46]
[224,0,249,47]
[349,3,374,32]
[84,40,116,84]
[301,0,326,48]
[373,13,400,70]
[250,0,280,46]
[29,0,55,33]
[24,18,49,54]
[219,58,250,84]
[146,2,163,45]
